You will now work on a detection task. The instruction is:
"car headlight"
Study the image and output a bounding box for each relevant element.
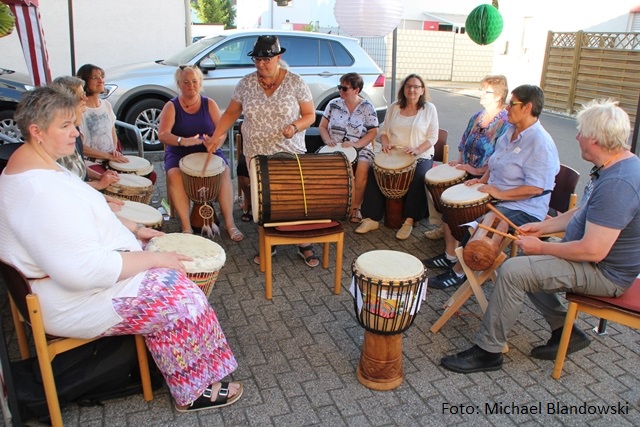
[102,84,118,98]
[24,84,35,91]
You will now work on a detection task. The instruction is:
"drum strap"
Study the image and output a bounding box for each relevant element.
[293,153,309,216]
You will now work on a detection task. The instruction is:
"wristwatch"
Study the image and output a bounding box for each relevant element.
[291,123,299,133]
[177,137,182,146]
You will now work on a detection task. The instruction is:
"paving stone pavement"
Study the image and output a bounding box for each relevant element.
[1,152,639,426]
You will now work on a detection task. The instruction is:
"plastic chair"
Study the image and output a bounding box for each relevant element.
[552,278,640,379]
[258,223,344,300]
[433,129,449,164]
[0,260,153,427]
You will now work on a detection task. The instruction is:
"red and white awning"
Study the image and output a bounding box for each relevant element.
[3,0,51,86]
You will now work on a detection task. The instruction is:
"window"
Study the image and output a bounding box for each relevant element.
[207,38,253,68]
[329,41,354,66]
[279,37,320,66]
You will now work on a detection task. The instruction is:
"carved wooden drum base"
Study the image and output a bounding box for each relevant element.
[356,331,403,390]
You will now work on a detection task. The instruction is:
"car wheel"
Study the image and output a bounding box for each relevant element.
[0,107,23,143]
[123,98,166,151]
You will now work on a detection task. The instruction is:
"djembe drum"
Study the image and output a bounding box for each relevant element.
[440,183,491,241]
[146,233,226,297]
[372,148,416,229]
[317,144,357,165]
[179,152,225,236]
[115,200,163,230]
[424,164,467,213]
[463,212,510,271]
[249,152,352,224]
[104,173,154,204]
[108,155,155,177]
[352,250,427,390]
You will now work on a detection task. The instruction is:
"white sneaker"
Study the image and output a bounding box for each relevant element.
[424,225,444,240]
[355,218,379,234]
[396,221,413,240]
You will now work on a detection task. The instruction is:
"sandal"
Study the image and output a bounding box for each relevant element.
[228,227,245,242]
[240,210,253,222]
[349,208,362,223]
[175,381,243,413]
[297,245,320,268]
[253,248,277,265]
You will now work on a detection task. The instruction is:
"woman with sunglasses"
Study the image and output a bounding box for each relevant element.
[318,73,378,223]
[425,84,560,290]
[158,65,242,241]
[209,35,319,267]
[356,74,438,240]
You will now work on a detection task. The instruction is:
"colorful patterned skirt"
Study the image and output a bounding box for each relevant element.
[102,268,237,406]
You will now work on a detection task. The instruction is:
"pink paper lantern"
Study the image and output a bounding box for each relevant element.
[334,0,403,37]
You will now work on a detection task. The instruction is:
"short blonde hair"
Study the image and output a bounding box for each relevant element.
[577,99,631,151]
[174,65,204,88]
[480,75,508,105]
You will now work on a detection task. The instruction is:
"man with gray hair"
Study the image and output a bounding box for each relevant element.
[441,99,640,373]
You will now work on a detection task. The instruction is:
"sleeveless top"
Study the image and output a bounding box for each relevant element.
[165,95,215,158]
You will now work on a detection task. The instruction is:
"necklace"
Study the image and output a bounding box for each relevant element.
[258,69,281,90]
[590,151,625,179]
[180,97,199,109]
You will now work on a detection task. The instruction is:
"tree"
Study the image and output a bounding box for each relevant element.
[195,0,236,29]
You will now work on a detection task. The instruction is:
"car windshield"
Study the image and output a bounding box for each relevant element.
[162,36,225,66]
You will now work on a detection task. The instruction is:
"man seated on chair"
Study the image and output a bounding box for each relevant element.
[440,99,640,373]
[425,85,560,289]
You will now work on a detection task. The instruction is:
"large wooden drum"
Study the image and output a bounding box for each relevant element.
[146,233,226,297]
[104,174,154,204]
[440,183,491,241]
[352,250,427,390]
[115,200,163,230]
[249,152,352,225]
[424,164,467,213]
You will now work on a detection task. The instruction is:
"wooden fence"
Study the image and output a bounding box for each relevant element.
[540,31,640,132]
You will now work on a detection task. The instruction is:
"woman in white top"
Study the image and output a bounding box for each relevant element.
[76,64,129,172]
[356,74,439,240]
[0,86,243,412]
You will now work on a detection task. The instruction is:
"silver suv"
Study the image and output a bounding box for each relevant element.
[103,29,388,150]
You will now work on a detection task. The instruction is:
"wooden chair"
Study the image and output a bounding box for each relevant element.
[552,278,640,379]
[258,222,344,300]
[0,261,153,427]
[433,129,449,164]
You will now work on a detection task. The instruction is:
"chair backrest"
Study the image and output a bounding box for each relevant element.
[433,129,449,163]
[550,164,580,214]
[0,260,33,325]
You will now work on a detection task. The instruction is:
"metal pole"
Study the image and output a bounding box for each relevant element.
[390,28,398,103]
[68,0,76,74]
[632,91,640,156]
[185,0,192,46]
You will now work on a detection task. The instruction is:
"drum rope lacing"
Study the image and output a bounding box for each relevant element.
[293,153,309,216]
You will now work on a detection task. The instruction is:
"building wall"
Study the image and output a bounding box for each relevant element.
[0,0,186,80]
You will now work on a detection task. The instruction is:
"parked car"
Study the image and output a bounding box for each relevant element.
[0,68,34,143]
[102,29,387,150]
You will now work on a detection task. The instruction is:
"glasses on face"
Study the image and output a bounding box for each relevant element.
[337,85,351,92]
[479,88,494,94]
[508,100,523,108]
[89,75,104,81]
[405,84,423,90]
[178,65,196,71]
[252,57,274,64]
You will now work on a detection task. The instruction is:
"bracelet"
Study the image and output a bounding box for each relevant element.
[291,123,299,133]
[133,222,144,238]
[177,137,182,146]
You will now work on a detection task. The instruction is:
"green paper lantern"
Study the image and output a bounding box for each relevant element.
[465,4,503,45]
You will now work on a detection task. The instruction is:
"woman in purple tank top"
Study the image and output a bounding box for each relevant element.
[158,65,243,241]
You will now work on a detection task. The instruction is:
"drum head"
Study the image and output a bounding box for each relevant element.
[353,250,424,283]
[374,148,415,171]
[110,173,152,188]
[318,144,357,164]
[179,152,225,177]
[116,200,162,226]
[425,164,467,184]
[108,155,151,173]
[146,233,226,273]
[441,183,490,205]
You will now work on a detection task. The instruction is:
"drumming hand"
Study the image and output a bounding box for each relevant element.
[154,252,192,275]
[518,222,545,238]
[515,235,543,255]
[105,195,125,212]
[465,178,481,186]
[325,139,338,147]
[478,184,500,198]
[448,160,461,167]
[381,144,393,153]
[182,134,203,147]
[137,227,164,243]
[455,164,473,173]
[97,170,120,189]
[341,140,355,148]
[111,151,128,163]
[404,147,419,156]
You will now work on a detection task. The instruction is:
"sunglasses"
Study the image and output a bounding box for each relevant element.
[337,85,352,92]
[509,100,524,108]
[252,57,275,64]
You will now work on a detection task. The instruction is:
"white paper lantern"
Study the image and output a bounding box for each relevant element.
[334,0,403,37]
